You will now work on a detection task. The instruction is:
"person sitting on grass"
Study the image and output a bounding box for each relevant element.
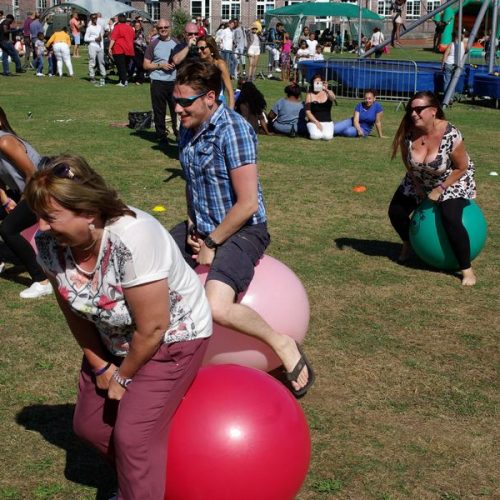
[304,73,336,141]
[334,89,385,138]
[235,81,271,135]
[268,83,305,137]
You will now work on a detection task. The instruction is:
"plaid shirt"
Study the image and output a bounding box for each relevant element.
[179,104,267,235]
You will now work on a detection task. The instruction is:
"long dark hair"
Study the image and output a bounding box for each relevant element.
[0,107,19,136]
[391,91,445,160]
[235,82,267,115]
[198,36,221,60]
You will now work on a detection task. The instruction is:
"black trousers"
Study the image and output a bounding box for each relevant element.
[0,197,46,282]
[150,79,177,139]
[388,187,471,269]
[113,54,130,84]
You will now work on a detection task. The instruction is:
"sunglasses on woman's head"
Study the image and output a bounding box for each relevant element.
[52,164,83,182]
[173,91,208,108]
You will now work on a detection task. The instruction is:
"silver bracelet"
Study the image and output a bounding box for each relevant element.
[112,369,132,389]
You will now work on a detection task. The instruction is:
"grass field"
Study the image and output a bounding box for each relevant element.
[0,49,499,499]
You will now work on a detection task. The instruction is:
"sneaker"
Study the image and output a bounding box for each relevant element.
[90,78,96,83]
[16,68,27,73]
[36,72,45,77]
[267,73,273,79]
[275,67,282,72]
[116,82,128,87]
[0,262,5,274]
[19,281,53,299]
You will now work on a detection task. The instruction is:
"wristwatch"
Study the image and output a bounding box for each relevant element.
[112,369,132,389]
[204,235,219,250]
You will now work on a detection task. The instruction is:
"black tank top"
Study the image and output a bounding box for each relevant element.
[310,99,332,122]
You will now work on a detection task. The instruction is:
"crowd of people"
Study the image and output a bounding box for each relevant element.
[0,8,484,500]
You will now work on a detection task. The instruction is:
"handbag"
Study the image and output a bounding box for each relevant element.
[128,111,153,130]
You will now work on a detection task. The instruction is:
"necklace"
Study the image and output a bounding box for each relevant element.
[77,238,97,252]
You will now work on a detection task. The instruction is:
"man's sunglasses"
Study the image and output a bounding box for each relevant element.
[158,26,170,30]
[173,92,208,108]
[185,32,198,36]
[407,104,433,114]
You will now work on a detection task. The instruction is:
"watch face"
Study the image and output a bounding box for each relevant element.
[205,236,217,249]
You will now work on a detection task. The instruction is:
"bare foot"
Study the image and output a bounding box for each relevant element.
[461,267,477,286]
[398,241,412,263]
[276,335,309,392]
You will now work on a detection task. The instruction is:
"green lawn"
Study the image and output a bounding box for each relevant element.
[0,50,499,499]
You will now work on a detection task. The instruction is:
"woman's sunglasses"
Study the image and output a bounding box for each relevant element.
[407,104,433,114]
[173,91,208,108]
[52,164,83,182]
[197,45,208,51]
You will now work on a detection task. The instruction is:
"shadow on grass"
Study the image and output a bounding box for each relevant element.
[163,167,185,183]
[16,404,115,500]
[132,130,179,160]
[0,241,32,286]
[334,237,447,273]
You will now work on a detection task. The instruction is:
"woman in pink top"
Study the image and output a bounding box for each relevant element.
[109,14,135,87]
[69,13,82,57]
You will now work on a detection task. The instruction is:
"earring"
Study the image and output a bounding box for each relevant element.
[89,223,96,231]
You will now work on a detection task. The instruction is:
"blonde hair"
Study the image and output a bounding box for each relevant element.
[24,154,135,222]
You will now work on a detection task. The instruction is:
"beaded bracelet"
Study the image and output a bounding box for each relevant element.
[93,361,111,376]
[2,198,12,208]
[438,183,447,192]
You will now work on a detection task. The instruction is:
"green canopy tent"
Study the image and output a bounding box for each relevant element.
[265,2,384,48]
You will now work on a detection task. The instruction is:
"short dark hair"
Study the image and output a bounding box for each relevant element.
[284,83,301,98]
[176,60,222,96]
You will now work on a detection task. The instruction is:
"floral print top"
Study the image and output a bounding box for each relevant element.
[400,122,476,201]
[36,208,212,357]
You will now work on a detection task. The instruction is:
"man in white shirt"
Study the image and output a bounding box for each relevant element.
[219,19,235,78]
[84,12,106,84]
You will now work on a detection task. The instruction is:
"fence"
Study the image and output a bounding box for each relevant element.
[297,58,421,102]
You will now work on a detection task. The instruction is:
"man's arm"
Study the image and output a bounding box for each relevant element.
[196,163,259,266]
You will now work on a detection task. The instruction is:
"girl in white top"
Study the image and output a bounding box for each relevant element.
[247,24,261,81]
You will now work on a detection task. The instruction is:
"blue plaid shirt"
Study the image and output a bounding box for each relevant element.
[179,104,267,235]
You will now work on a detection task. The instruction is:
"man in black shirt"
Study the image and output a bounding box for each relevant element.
[1,14,26,75]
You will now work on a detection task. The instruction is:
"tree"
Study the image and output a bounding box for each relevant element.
[172,10,191,40]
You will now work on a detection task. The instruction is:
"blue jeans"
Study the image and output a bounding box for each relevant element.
[48,53,56,75]
[0,40,22,73]
[443,63,454,94]
[34,55,43,73]
[221,50,235,78]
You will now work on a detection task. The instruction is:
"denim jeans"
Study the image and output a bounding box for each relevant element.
[0,40,22,73]
[34,55,43,73]
[221,50,235,78]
